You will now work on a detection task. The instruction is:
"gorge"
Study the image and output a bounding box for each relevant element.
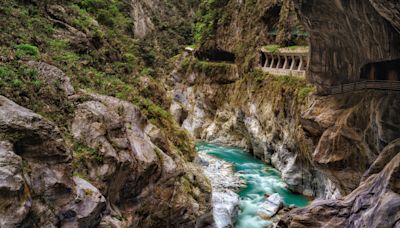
[0,0,399,227]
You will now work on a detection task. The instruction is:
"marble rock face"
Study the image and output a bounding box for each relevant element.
[257,193,283,219]
[196,152,241,228]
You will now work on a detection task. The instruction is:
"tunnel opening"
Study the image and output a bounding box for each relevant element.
[195,49,236,63]
[360,58,400,81]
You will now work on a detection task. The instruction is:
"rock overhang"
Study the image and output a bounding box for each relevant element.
[292,0,400,90]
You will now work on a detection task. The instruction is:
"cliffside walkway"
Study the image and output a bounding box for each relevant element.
[325,80,400,94]
[260,46,308,77]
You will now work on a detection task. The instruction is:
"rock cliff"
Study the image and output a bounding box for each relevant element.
[0,95,106,227]
[293,0,400,89]
[194,0,306,69]
[0,0,215,225]
[169,54,328,198]
[301,91,400,196]
[279,138,400,228]
[173,1,400,227]
[71,93,212,227]
[278,0,400,227]
[0,60,212,227]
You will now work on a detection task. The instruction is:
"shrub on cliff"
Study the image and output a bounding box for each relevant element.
[15,44,40,59]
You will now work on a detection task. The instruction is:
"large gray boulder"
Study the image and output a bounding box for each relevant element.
[0,95,105,227]
[0,141,30,227]
[71,93,212,227]
[257,193,283,219]
[61,176,107,227]
[25,61,75,97]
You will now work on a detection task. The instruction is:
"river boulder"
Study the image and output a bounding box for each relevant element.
[257,193,283,219]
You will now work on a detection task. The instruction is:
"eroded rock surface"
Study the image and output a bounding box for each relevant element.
[0,95,105,227]
[0,141,29,227]
[257,193,283,219]
[0,62,213,227]
[302,91,400,195]
[293,0,400,88]
[25,61,75,96]
[196,152,241,228]
[279,140,400,228]
[72,93,212,227]
[370,0,400,32]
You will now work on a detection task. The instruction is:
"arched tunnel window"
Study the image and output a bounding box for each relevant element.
[360,58,400,81]
[260,52,266,66]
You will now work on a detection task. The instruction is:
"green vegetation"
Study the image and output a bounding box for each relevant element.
[193,0,230,45]
[0,65,40,90]
[78,0,132,29]
[252,69,266,82]
[298,86,316,99]
[194,60,233,73]
[73,143,104,164]
[186,44,198,49]
[248,69,315,102]
[286,45,308,50]
[179,57,236,84]
[263,44,280,53]
[15,44,40,59]
[263,44,309,53]
[0,0,178,120]
[0,0,198,167]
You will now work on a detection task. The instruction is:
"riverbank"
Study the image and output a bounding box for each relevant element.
[196,146,242,228]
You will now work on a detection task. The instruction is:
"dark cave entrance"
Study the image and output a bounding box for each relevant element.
[195,49,236,63]
[360,58,400,81]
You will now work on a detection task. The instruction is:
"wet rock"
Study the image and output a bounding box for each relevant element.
[197,152,240,228]
[257,193,283,219]
[170,76,325,198]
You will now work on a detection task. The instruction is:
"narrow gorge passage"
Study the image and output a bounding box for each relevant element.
[196,143,309,228]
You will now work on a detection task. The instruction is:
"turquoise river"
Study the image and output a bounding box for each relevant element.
[196,142,309,228]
